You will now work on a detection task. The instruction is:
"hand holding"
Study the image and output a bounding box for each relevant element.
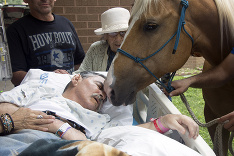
[54,69,69,74]
[169,79,191,97]
[160,114,199,139]
[12,108,55,132]
[219,111,234,132]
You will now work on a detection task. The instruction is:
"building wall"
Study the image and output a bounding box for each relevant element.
[53,0,134,51]
[53,0,204,69]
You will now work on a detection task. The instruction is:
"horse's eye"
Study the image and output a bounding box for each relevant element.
[144,23,158,31]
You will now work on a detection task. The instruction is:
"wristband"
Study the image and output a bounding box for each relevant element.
[55,123,71,138]
[157,117,170,133]
[150,118,163,133]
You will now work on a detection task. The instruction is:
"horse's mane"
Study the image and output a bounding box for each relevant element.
[130,0,159,21]
[214,0,234,58]
[130,0,149,19]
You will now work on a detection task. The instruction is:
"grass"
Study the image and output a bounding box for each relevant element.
[171,75,213,148]
[171,75,233,156]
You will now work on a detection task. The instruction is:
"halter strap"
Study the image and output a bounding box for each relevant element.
[117,0,193,93]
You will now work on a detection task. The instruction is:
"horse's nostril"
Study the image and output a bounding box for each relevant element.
[111,89,115,101]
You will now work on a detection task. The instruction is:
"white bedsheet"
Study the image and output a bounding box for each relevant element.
[20,69,133,126]
[93,126,202,156]
[0,69,134,138]
[0,69,203,155]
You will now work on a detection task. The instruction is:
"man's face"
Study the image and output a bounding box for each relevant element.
[75,75,106,112]
[24,0,56,16]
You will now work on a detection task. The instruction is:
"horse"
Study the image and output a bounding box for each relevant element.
[104,0,234,155]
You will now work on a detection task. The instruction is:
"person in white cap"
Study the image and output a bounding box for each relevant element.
[73,7,130,73]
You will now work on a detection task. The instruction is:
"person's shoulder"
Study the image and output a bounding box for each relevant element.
[53,14,74,29]
[91,40,108,48]
[7,14,31,29]
[87,41,108,55]
[54,14,71,23]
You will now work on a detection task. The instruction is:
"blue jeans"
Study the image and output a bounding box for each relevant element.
[0,129,60,155]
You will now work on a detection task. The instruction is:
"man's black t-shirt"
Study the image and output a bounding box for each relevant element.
[6,14,85,74]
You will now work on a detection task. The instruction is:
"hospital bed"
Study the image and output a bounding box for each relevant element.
[134,83,216,156]
[0,69,215,156]
[0,5,215,154]
[0,68,216,156]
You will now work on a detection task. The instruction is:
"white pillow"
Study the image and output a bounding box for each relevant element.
[21,69,73,94]
[87,71,133,126]
[21,69,133,126]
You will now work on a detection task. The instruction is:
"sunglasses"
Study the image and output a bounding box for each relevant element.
[108,31,126,37]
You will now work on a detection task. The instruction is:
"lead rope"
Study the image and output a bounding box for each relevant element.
[179,93,233,156]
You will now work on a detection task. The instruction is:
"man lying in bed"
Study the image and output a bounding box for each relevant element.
[0,71,201,156]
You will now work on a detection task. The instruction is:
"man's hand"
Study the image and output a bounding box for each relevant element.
[54,69,69,74]
[219,111,234,132]
[161,114,199,139]
[12,108,55,132]
[169,78,191,97]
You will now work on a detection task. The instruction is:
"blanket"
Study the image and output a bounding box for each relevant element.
[18,139,129,156]
[0,129,129,156]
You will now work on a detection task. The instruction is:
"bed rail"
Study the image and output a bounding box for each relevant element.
[134,83,216,156]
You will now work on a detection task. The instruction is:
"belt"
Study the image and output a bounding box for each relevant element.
[43,110,86,135]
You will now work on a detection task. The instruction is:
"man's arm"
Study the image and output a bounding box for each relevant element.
[137,114,199,139]
[0,103,87,140]
[45,119,87,140]
[11,71,27,86]
[0,102,55,133]
[170,53,234,96]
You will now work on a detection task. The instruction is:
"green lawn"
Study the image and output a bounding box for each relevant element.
[171,76,213,148]
[171,76,234,156]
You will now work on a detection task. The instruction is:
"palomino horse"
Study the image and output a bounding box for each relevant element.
[104,0,234,155]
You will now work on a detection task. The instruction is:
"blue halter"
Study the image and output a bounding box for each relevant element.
[117,0,194,93]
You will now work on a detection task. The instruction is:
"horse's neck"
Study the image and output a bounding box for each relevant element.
[188,0,230,65]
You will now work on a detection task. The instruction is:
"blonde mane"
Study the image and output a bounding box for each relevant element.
[214,0,234,58]
[130,0,159,21]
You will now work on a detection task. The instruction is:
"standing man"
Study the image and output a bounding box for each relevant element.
[6,0,85,86]
[169,51,234,131]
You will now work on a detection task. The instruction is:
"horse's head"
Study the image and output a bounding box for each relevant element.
[105,0,220,106]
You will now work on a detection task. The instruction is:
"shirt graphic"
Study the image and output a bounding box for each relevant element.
[51,49,64,67]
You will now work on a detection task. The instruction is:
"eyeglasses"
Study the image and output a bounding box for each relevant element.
[108,31,126,37]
